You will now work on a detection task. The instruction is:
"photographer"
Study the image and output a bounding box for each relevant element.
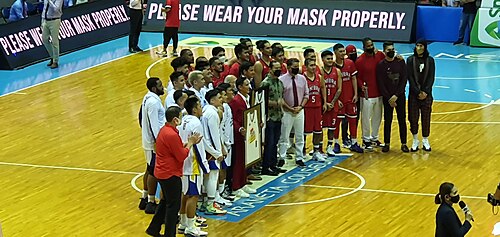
[435,182,473,237]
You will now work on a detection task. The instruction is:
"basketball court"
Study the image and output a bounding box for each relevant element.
[0,32,499,236]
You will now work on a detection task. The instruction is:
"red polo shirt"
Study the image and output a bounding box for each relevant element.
[355,51,385,98]
[165,0,180,28]
[154,124,189,179]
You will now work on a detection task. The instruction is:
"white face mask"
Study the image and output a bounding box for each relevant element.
[219,56,227,62]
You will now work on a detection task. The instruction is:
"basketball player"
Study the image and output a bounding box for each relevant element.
[333,44,363,153]
[209,57,228,87]
[166,57,190,92]
[188,71,208,108]
[177,97,209,237]
[239,61,255,87]
[212,46,226,61]
[140,77,165,214]
[202,89,229,213]
[164,72,185,108]
[180,49,195,72]
[303,58,327,162]
[217,83,236,201]
[301,48,321,74]
[240,38,257,63]
[356,38,386,150]
[271,47,287,75]
[320,50,343,156]
[376,42,409,153]
[228,43,250,77]
[254,40,272,88]
[194,61,213,98]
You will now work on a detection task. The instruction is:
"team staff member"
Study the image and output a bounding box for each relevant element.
[435,182,473,237]
[146,106,202,237]
[158,0,180,57]
[41,0,64,69]
[128,0,146,53]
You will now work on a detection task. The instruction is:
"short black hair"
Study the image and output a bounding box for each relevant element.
[269,60,281,69]
[195,61,210,71]
[234,43,249,59]
[185,90,195,97]
[321,50,334,58]
[240,38,252,44]
[333,43,345,52]
[256,40,269,50]
[173,90,185,103]
[271,42,283,49]
[271,47,284,58]
[195,56,208,64]
[239,61,254,76]
[304,58,316,67]
[184,97,200,115]
[383,41,394,50]
[180,49,192,58]
[286,58,299,67]
[212,46,225,57]
[303,48,315,57]
[217,83,230,92]
[209,57,220,67]
[205,89,220,104]
[362,37,373,47]
[236,77,246,91]
[171,57,188,70]
[170,71,184,83]
[165,106,182,122]
[146,77,160,91]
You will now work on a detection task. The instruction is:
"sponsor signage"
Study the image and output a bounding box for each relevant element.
[471,0,500,47]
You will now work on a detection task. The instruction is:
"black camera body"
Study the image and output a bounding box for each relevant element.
[487,182,500,206]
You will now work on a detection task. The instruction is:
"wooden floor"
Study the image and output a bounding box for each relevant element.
[0,46,499,237]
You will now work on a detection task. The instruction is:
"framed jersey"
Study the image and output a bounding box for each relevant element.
[243,104,262,167]
[251,86,268,143]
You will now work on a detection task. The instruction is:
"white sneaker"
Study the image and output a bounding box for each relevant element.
[215,193,232,207]
[312,152,326,162]
[178,224,187,234]
[411,139,419,152]
[326,145,336,156]
[242,186,257,194]
[233,189,250,198]
[185,226,208,237]
[422,139,431,151]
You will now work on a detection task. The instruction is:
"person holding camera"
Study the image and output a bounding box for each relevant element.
[435,182,473,237]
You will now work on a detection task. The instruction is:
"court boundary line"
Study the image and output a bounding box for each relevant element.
[301,184,486,200]
[0,161,141,175]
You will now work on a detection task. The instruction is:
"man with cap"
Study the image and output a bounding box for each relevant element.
[406,39,435,152]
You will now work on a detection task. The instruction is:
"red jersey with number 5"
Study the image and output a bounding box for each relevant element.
[322,67,339,103]
[336,59,357,103]
[304,72,322,108]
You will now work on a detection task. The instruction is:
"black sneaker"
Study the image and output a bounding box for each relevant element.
[134,47,143,52]
[139,198,147,210]
[382,144,390,153]
[362,140,373,150]
[261,168,279,176]
[295,160,306,167]
[371,140,382,147]
[271,166,287,173]
[453,40,463,45]
[46,59,53,66]
[145,229,164,237]
[401,144,410,153]
[277,159,285,167]
[145,202,157,214]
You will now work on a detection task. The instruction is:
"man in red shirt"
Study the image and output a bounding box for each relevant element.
[146,106,202,237]
[240,38,257,64]
[209,57,227,87]
[228,43,250,77]
[355,38,386,150]
[333,44,363,153]
[254,40,272,88]
[159,0,180,57]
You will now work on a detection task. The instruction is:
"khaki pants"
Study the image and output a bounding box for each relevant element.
[42,19,61,63]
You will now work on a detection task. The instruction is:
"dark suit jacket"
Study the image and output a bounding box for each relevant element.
[435,203,471,237]
[407,55,435,97]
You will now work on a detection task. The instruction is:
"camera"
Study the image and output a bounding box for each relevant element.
[487,182,500,206]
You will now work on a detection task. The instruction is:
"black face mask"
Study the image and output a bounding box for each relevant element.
[450,195,460,203]
[273,70,281,77]
[386,51,396,59]
[291,68,299,75]
[348,54,357,62]
[365,48,375,54]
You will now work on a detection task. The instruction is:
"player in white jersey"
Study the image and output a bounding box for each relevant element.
[201,89,229,215]
[139,77,165,214]
[217,83,236,201]
[177,97,209,237]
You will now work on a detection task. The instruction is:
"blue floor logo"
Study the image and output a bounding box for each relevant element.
[201,155,351,222]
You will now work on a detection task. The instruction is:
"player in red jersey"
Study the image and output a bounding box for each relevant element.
[240,38,257,64]
[303,58,328,161]
[209,57,227,87]
[254,40,272,88]
[320,50,343,156]
[333,43,363,153]
[228,43,250,77]
[301,48,321,75]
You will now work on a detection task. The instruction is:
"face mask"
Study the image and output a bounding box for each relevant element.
[219,56,226,62]
[365,48,374,54]
[273,70,281,77]
[386,51,395,59]
[450,195,460,203]
[291,68,299,75]
[348,54,357,62]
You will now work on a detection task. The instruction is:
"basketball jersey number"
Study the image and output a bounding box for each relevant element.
[311,96,316,103]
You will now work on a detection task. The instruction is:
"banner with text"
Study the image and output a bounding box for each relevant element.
[471,0,500,47]
[143,0,416,42]
[0,0,129,70]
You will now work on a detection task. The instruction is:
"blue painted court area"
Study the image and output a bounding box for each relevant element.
[199,155,351,223]
[1,32,499,103]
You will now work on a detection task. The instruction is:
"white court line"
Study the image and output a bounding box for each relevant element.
[434,86,450,89]
[464,89,477,93]
[302,184,486,200]
[131,173,143,192]
[0,161,141,175]
[432,100,494,115]
[485,94,493,99]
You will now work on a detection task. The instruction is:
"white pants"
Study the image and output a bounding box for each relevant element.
[279,110,304,161]
[203,169,219,198]
[360,96,383,142]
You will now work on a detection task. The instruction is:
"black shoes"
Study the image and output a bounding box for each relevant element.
[401,144,410,153]
[453,40,463,45]
[129,47,143,53]
[145,202,157,214]
[271,166,287,173]
[295,160,306,167]
[277,159,285,167]
[382,144,390,153]
[261,168,278,176]
[139,198,147,210]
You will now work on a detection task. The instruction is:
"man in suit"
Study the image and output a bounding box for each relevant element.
[228,78,256,198]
